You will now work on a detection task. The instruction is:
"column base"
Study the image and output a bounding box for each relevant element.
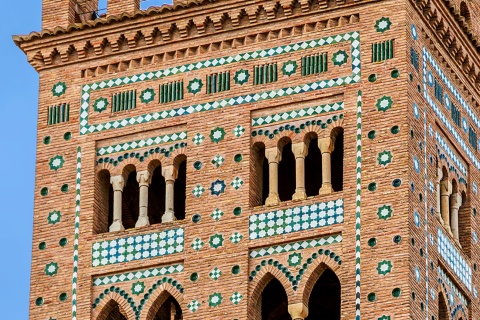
[162,210,177,223]
[444,225,453,237]
[109,220,125,232]
[435,212,444,226]
[265,194,281,206]
[135,216,150,228]
[292,190,307,201]
[319,184,333,195]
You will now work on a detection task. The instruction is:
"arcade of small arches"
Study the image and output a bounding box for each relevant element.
[250,122,344,207]
[94,149,187,234]
[435,159,468,249]
[92,263,341,320]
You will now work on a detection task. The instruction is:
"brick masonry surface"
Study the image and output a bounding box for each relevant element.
[14,0,480,319]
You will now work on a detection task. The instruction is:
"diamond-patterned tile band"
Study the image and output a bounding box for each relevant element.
[437,228,472,290]
[93,264,184,286]
[249,234,342,258]
[435,132,468,176]
[423,47,480,170]
[354,91,363,320]
[80,32,361,135]
[96,131,187,156]
[252,102,344,126]
[91,229,184,267]
[249,199,344,240]
[438,267,468,307]
[71,148,82,320]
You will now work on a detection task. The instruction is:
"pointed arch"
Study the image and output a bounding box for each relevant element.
[248,271,291,320]
[438,290,448,320]
[141,282,184,320]
[305,268,341,319]
[93,293,135,320]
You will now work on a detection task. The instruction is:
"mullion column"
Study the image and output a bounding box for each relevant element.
[162,165,178,223]
[109,175,125,232]
[288,303,308,320]
[318,137,335,195]
[265,147,282,206]
[135,170,151,228]
[292,142,308,201]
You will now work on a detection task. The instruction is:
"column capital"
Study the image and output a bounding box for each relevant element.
[265,147,282,164]
[162,165,179,182]
[292,142,308,158]
[440,179,452,195]
[136,170,151,186]
[436,167,444,183]
[110,175,125,191]
[450,192,463,209]
[318,137,334,153]
[288,303,308,320]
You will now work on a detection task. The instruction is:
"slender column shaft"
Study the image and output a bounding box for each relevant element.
[264,147,282,206]
[435,168,444,224]
[162,165,178,223]
[318,137,335,195]
[292,142,308,201]
[440,179,453,236]
[135,170,151,228]
[450,192,462,244]
[110,175,125,232]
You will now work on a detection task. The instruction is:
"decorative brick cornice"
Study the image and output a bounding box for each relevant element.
[14,0,366,71]
[412,0,480,102]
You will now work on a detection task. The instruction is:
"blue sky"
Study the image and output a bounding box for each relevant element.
[0,0,168,318]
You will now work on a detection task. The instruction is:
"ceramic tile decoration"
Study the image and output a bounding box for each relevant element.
[211,208,224,221]
[210,127,226,143]
[281,60,298,76]
[93,264,184,286]
[131,281,145,295]
[233,125,245,137]
[209,234,224,249]
[45,262,59,276]
[377,205,392,220]
[191,238,204,251]
[93,97,109,113]
[249,199,344,240]
[71,148,82,320]
[423,47,480,170]
[377,151,392,166]
[96,131,188,156]
[332,50,349,66]
[210,180,226,196]
[251,102,344,126]
[229,232,243,244]
[249,234,342,258]
[209,267,222,281]
[234,69,249,85]
[52,82,67,97]
[49,155,65,171]
[230,292,243,305]
[208,292,223,307]
[192,184,205,197]
[79,32,361,135]
[375,96,393,112]
[354,91,363,320]
[140,88,156,104]
[211,155,225,168]
[192,133,205,146]
[230,177,244,190]
[47,210,61,225]
[374,17,392,33]
[287,252,302,267]
[438,267,468,307]
[376,260,392,275]
[435,131,468,176]
[187,300,201,312]
[91,229,184,267]
[437,228,472,290]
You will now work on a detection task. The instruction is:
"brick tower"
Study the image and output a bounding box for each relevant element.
[14,0,480,319]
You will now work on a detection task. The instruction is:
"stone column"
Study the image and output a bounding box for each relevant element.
[162,165,178,223]
[318,137,335,195]
[135,170,151,228]
[435,168,444,224]
[440,179,453,236]
[288,303,308,320]
[292,142,308,201]
[450,192,463,245]
[265,147,282,206]
[109,175,125,232]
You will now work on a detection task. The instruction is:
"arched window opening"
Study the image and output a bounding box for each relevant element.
[152,295,183,320]
[306,268,341,320]
[148,162,166,225]
[331,128,344,192]
[278,139,296,201]
[305,136,322,197]
[450,180,462,244]
[261,278,290,320]
[94,169,114,234]
[460,2,471,24]
[122,166,139,230]
[250,143,268,207]
[98,300,128,320]
[458,191,469,251]
[438,292,448,320]
[173,158,187,221]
